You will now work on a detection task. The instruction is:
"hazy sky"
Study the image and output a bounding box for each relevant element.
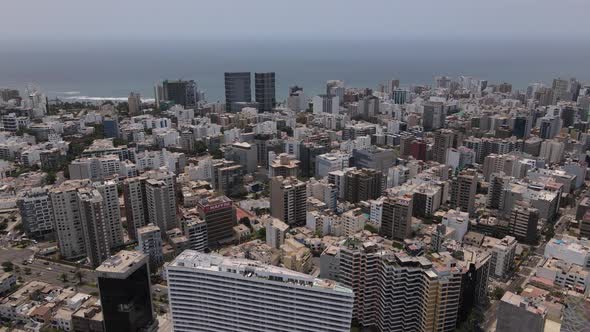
[1,0,589,41]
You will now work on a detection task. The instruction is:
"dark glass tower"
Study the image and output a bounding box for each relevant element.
[255,72,276,112]
[224,72,251,112]
[96,250,157,332]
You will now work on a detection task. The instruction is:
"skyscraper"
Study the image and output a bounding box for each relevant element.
[50,180,123,267]
[167,250,354,332]
[380,194,413,240]
[224,72,251,112]
[451,169,478,216]
[254,72,276,112]
[423,101,445,131]
[123,176,149,240]
[128,92,141,115]
[78,188,110,268]
[96,250,157,332]
[270,176,307,226]
[49,180,91,260]
[162,80,198,108]
[123,170,177,238]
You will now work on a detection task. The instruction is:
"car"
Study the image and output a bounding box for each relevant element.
[46,267,52,271]
[43,261,49,265]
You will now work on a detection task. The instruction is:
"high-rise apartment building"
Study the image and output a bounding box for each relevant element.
[93,181,124,249]
[167,250,354,332]
[127,92,141,115]
[287,85,306,112]
[337,242,463,332]
[482,236,517,279]
[137,223,164,271]
[224,72,251,112]
[343,168,382,204]
[78,188,110,268]
[197,196,235,247]
[254,72,276,112]
[380,195,413,240]
[433,129,455,165]
[181,216,208,252]
[123,176,149,240]
[123,170,177,239]
[508,203,539,244]
[552,77,569,104]
[163,79,198,108]
[270,176,307,226]
[423,101,445,131]
[96,251,157,332]
[17,187,55,240]
[49,180,123,267]
[144,171,177,232]
[49,180,91,260]
[451,169,478,216]
[313,94,339,115]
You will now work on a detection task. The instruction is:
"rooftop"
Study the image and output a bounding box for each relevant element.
[96,250,147,277]
[170,250,351,294]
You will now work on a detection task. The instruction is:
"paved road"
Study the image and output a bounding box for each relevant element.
[1,247,99,294]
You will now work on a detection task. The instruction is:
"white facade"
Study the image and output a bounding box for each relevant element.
[313,95,339,115]
[138,223,164,269]
[442,209,469,242]
[316,152,350,179]
[544,236,590,268]
[167,250,354,332]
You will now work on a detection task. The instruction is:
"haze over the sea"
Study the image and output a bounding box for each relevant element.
[1,39,589,102]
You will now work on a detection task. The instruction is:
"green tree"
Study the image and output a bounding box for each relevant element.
[545,223,555,241]
[74,269,85,284]
[195,140,207,154]
[210,148,223,159]
[364,224,378,234]
[255,228,266,240]
[492,287,505,300]
[24,267,31,275]
[45,172,57,185]
[2,261,14,272]
[59,273,69,283]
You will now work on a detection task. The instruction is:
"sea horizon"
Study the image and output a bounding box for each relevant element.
[1,39,589,103]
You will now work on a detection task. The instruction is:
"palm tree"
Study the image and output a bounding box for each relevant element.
[74,269,85,284]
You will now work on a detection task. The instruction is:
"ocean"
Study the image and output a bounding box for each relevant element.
[1,39,589,102]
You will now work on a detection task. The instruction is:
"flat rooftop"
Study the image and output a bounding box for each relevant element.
[169,250,352,294]
[96,250,146,277]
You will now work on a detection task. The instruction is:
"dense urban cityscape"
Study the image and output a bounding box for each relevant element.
[0,69,588,332]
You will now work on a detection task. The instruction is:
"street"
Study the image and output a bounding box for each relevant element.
[0,247,98,294]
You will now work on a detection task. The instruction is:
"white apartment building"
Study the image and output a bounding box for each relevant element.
[265,217,289,249]
[482,236,517,279]
[167,250,354,332]
[138,223,164,270]
[181,217,208,252]
[17,187,55,239]
[315,152,350,179]
[49,180,91,260]
[442,209,469,242]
